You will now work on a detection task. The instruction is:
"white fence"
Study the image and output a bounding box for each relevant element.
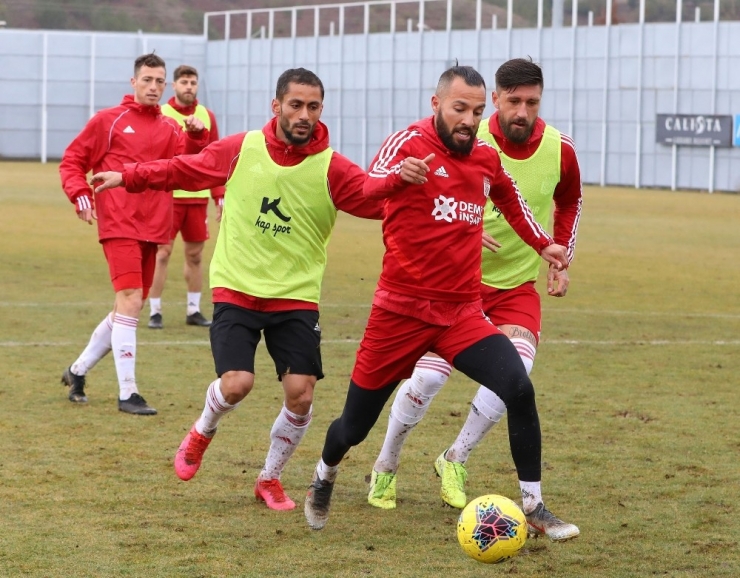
[1,0,739,192]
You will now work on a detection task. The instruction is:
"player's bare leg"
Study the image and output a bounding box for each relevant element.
[184,241,210,326]
[148,242,173,329]
[255,373,316,510]
[174,371,251,481]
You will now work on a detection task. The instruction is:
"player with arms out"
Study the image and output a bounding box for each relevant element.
[148,64,225,330]
[59,53,208,415]
[366,58,582,542]
[91,68,384,510]
[303,65,574,534]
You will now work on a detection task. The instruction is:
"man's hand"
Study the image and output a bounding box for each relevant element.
[482,231,501,253]
[184,115,205,132]
[547,263,570,297]
[215,203,223,223]
[89,171,124,193]
[540,243,569,271]
[399,153,435,185]
[77,207,97,225]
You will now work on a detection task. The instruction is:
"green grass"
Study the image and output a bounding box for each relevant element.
[1,161,739,577]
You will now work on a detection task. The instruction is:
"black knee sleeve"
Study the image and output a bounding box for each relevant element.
[452,334,534,406]
[453,334,541,482]
[321,379,399,465]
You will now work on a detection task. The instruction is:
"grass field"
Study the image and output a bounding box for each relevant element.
[1,161,739,577]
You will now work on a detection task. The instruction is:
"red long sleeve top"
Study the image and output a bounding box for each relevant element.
[59,95,209,244]
[122,117,384,312]
[487,112,582,263]
[164,96,225,205]
[365,116,553,304]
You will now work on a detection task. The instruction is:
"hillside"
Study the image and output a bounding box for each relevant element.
[1,0,737,35]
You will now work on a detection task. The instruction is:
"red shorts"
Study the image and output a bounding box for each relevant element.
[480,281,541,344]
[351,303,501,389]
[102,238,157,298]
[171,203,209,243]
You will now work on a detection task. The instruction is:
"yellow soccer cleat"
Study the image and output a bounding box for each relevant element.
[434,450,468,509]
[368,470,397,510]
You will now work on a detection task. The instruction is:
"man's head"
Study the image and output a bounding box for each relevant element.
[493,58,544,144]
[431,65,487,155]
[131,53,167,106]
[272,68,325,147]
[172,65,199,107]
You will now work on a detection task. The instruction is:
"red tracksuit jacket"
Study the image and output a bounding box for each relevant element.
[364,115,553,304]
[59,95,209,245]
[121,117,385,312]
[164,96,225,205]
[486,112,582,263]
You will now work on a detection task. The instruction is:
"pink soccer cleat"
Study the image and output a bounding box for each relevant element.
[174,425,214,481]
[254,478,296,511]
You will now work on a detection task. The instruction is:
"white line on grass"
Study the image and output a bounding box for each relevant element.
[2,339,740,348]
[2,301,740,319]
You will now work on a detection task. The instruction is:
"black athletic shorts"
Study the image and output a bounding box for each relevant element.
[209,302,324,380]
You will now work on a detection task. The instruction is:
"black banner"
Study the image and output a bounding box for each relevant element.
[656,114,733,147]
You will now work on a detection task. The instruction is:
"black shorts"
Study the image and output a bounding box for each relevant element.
[209,302,324,380]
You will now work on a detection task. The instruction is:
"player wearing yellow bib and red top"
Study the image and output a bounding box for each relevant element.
[367,58,582,542]
[149,65,224,330]
[90,69,384,511]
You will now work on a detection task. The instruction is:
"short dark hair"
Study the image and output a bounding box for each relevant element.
[134,53,166,77]
[436,65,486,95]
[495,58,544,92]
[275,68,325,101]
[173,65,198,81]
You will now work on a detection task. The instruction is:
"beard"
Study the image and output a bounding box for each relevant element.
[280,117,314,146]
[176,92,195,104]
[500,116,535,144]
[435,112,475,155]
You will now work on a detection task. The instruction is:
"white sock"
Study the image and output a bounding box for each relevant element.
[446,342,536,463]
[374,356,451,473]
[186,292,201,315]
[510,337,536,375]
[71,314,113,375]
[260,404,312,480]
[520,480,543,513]
[112,314,139,400]
[316,458,339,483]
[446,386,507,463]
[195,379,238,436]
[149,298,162,317]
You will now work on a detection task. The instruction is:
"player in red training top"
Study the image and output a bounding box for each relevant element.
[90,68,384,512]
[304,65,574,533]
[59,53,208,416]
[150,64,225,330]
[367,58,582,541]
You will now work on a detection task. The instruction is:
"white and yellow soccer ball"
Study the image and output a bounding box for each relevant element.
[456,494,528,564]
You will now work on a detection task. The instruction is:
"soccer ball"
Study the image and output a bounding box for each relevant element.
[456,494,527,564]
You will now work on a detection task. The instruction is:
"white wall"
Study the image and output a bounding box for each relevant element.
[1,18,739,192]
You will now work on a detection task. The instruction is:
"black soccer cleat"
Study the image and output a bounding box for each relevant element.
[148,313,163,329]
[185,311,211,327]
[118,393,157,415]
[61,367,88,403]
[304,469,335,530]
